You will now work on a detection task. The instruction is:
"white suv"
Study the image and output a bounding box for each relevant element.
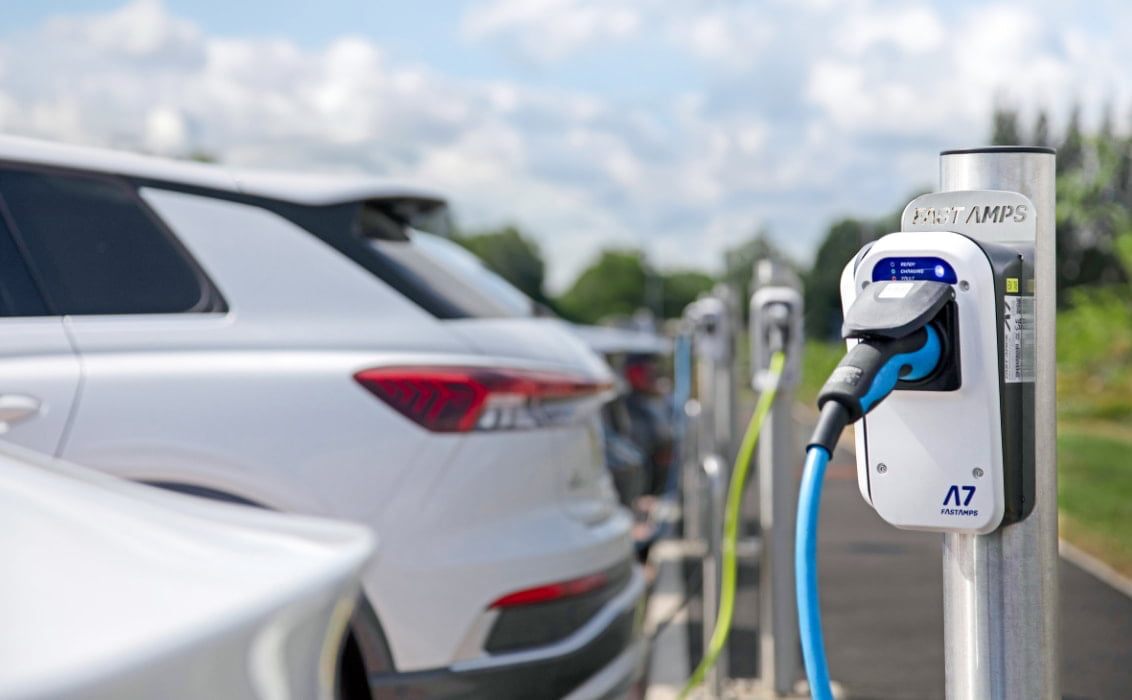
[0,136,644,698]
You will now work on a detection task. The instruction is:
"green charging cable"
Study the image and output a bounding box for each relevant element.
[679,349,787,698]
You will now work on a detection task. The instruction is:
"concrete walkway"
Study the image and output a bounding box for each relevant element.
[643,422,1132,699]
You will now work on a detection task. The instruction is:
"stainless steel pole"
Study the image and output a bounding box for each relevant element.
[683,400,704,544]
[696,351,717,546]
[697,332,719,464]
[710,285,737,472]
[938,147,1058,699]
[759,372,799,696]
[679,326,704,544]
[690,295,730,546]
[702,453,728,699]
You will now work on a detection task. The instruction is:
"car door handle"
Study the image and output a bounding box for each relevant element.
[0,394,41,425]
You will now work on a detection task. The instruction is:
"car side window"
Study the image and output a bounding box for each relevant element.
[0,167,222,315]
[0,205,49,317]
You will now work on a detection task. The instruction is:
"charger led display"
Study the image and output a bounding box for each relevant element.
[872,257,957,284]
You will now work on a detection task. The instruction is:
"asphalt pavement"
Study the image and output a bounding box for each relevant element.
[642,413,1132,699]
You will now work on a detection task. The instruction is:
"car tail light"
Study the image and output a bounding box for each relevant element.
[353,366,614,433]
[488,571,610,608]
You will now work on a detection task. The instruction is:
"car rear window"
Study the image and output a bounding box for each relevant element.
[0,167,223,315]
[358,200,533,319]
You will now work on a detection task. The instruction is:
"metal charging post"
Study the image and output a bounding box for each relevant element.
[689,297,727,460]
[685,297,730,543]
[685,295,736,693]
[711,284,740,469]
[683,304,712,544]
[750,261,804,696]
[701,452,728,698]
[936,147,1059,698]
[672,330,698,536]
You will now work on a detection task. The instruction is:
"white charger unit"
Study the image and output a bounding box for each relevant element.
[750,286,802,391]
[839,230,1034,534]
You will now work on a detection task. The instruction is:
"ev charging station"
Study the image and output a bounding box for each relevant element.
[664,148,1057,700]
[750,261,803,696]
[695,286,741,469]
[798,146,1058,700]
[683,292,739,695]
[838,218,1034,534]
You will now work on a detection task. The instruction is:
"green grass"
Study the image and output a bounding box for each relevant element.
[1053,286,1132,573]
[1058,425,1132,577]
[1057,286,1132,421]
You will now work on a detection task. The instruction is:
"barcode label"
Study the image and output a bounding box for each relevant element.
[1003,296,1035,383]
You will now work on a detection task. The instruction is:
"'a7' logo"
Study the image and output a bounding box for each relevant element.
[943,485,976,506]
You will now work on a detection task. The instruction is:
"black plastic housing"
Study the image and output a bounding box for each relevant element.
[981,241,1035,526]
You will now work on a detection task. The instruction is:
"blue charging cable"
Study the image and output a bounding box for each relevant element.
[797,444,834,700]
[796,323,944,698]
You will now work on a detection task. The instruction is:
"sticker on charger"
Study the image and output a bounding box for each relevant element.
[878,282,915,299]
[1003,296,1035,383]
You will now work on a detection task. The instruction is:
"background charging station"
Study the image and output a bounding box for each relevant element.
[750,262,803,697]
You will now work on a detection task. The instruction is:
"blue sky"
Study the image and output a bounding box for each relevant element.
[3,0,1130,291]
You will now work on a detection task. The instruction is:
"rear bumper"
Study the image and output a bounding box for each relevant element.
[366,564,646,699]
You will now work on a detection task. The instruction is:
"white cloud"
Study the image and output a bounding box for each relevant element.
[5,0,1132,295]
[462,0,641,65]
[43,0,203,66]
[143,106,189,155]
[664,6,776,71]
[837,5,946,55]
[0,91,13,129]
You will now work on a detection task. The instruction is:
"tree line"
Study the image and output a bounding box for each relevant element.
[454,106,1130,334]
[451,226,722,325]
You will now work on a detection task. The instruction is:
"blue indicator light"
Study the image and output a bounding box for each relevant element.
[871,257,957,284]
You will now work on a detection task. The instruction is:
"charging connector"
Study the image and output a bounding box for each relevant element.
[810,324,942,452]
[809,279,953,453]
